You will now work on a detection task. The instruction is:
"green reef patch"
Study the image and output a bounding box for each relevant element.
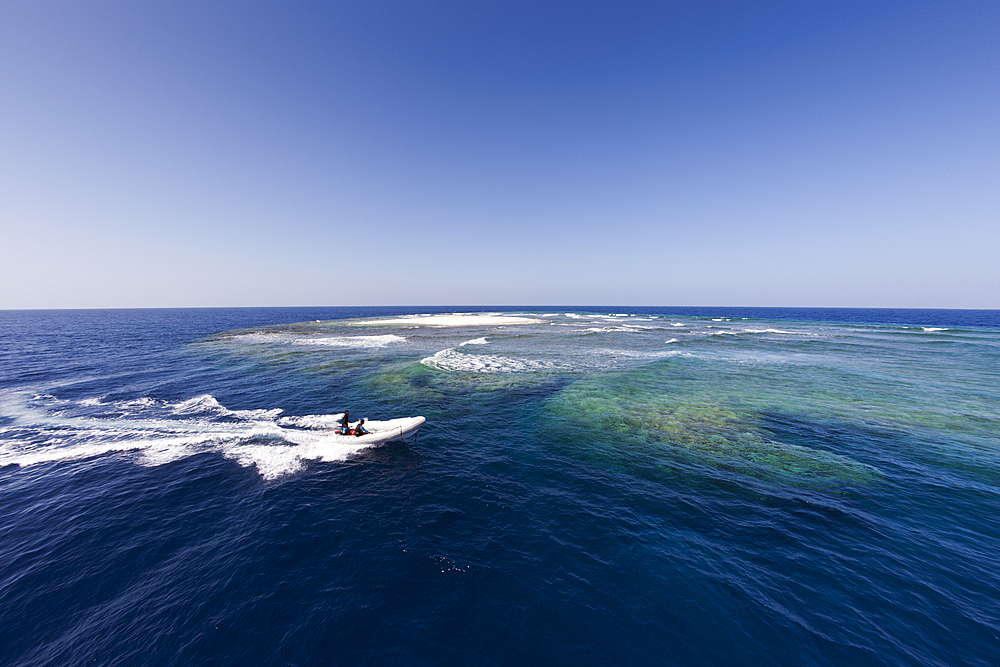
[543,358,881,490]
[360,358,566,402]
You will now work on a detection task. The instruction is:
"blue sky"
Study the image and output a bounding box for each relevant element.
[2,1,997,308]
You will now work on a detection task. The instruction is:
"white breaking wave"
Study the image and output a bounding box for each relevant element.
[356,313,542,327]
[459,337,489,346]
[231,333,406,348]
[711,328,816,336]
[420,348,559,373]
[294,334,406,348]
[741,328,812,335]
[0,393,385,480]
[588,348,686,361]
[579,324,661,333]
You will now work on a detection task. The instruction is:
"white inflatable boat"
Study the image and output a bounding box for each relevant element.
[326,416,425,445]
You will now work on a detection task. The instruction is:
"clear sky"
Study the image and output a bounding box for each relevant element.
[2,1,997,309]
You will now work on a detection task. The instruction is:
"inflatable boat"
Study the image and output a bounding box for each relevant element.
[329,416,425,445]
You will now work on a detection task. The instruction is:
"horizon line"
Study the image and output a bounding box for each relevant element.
[3,305,999,313]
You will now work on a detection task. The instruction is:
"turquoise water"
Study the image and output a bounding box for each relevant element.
[1,307,998,665]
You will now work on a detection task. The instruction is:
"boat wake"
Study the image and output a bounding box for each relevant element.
[0,392,386,480]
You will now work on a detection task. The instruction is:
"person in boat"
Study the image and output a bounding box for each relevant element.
[354,419,370,436]
[340,410,350,434]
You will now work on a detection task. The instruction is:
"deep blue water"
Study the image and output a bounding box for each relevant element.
[1,307,999,666]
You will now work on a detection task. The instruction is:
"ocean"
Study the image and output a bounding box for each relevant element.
[1,306,998,666]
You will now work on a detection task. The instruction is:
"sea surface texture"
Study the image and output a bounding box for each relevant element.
[1,307,998,666]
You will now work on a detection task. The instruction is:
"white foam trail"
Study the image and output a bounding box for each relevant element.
[277,414,344,429]
[922,327,948,332]
[0,394,385,480]
[171,394,284,420]
[665,338,678,344]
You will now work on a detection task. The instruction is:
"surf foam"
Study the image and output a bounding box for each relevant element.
[357,314,542,327]
[420,348,558,373]
[231,333,406,348]
[459,337,489,346]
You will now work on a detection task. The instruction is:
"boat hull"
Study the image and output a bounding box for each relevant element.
[324,416,425,445]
